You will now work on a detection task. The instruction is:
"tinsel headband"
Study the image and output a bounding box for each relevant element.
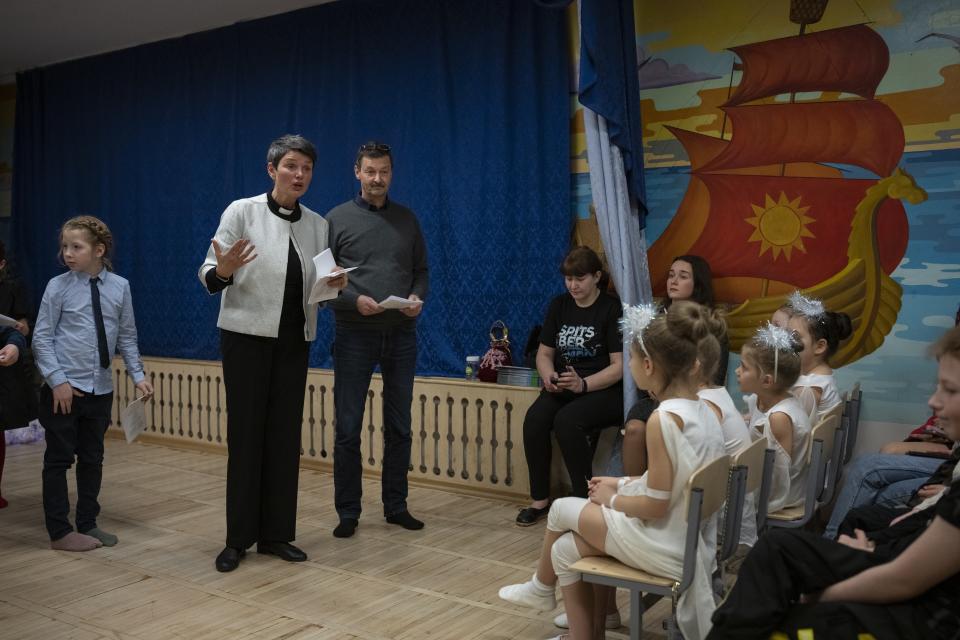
[788,291,826,320]
[620,303,659,358]
[754,321,795,383]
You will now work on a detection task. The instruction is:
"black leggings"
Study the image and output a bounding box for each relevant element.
[522,383,623,500]
[708,529,925,640]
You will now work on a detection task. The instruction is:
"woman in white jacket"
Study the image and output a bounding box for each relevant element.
[198,134,346,573]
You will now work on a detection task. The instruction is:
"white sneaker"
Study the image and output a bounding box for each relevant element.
[498,581,557,612]
[553,610,622,629]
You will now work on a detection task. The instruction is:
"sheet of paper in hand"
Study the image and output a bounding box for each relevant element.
[121,396,148,443]
[377,296,423,310]
[308,249,356,304]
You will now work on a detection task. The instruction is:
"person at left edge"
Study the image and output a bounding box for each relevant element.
[199,134,347,573]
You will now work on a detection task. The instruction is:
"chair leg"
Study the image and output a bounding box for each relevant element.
[663,614,682,639]
[629,589,643,640]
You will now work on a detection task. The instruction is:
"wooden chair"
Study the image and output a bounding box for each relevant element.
[767,414,840,530]
[819,402,847,506]
[714,438,769,598]
[841,382,862,465]
[570,454,731,640]
[719,437,768,562]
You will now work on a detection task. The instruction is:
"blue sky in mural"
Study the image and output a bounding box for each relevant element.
[637,148,960,425]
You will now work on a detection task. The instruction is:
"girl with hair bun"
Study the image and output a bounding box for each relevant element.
[500,301,725,640]
[664,254,730,385]
[786,292,853,423]
[696,310,758,548]
[738,323,812,513]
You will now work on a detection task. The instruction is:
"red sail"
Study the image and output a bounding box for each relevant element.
[668,126,843,177]
[698,101,904,177]
[726,25,889,105]
[682,173,908,288]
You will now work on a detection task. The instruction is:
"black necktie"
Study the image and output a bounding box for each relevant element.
[90,277,110,369]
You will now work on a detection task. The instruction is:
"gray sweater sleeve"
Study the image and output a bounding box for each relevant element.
[327,214,359,311]
[410,217,429,301]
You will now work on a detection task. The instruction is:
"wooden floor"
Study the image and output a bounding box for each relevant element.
[0,438,669,640]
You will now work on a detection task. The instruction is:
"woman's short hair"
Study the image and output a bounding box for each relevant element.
[267,134,317,167]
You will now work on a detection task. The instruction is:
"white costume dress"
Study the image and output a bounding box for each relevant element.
[745,394,812,512]
[792,372,841,424]
[603,398,726,640]
[699,387,757,547]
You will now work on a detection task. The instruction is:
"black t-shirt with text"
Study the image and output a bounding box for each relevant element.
[540,292,622,378]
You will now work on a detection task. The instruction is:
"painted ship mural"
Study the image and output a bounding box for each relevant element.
[647,3,928,366]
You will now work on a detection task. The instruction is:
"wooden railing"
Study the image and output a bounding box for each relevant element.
[110,356,541,500]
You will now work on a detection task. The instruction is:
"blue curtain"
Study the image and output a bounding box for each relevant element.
[579,0,646,220]
[12,0,570,376]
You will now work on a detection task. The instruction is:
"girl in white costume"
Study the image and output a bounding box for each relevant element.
[697,316,757,547]
[499,301,726,640]
[740,324,812,512]
[786,292,852,424]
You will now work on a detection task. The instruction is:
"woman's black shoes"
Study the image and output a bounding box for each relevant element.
[256,541,307,562]
[215,546,245,572]
[516,504,550,526]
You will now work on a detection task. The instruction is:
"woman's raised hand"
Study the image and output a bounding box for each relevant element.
[212,238,257,279]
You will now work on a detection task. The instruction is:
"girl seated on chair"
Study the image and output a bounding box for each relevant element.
[698,315,757,549]
[499,301,726,640]
[708,326,960,640]
[786,292,852,424]
[739,323,812,513]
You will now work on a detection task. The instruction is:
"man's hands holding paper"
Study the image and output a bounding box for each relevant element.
[356,294,423,316]
[400,294,422,317]
[357,295,384,316]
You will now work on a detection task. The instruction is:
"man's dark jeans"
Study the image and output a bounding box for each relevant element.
[333,323,417,519]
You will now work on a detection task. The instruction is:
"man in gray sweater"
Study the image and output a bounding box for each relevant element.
[326,142,429,538]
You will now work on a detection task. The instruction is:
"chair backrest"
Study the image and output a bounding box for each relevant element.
[733,437,767,494]
[719,441,765,563]
[810,414,840,466]
[843,382,862,464]
[688,453,732,520]
[679,454,730,593]
[825,402,844,424]
[754,448,777,532]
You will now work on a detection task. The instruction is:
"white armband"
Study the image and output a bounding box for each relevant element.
[608,495,618,511]
[644,488,671,501]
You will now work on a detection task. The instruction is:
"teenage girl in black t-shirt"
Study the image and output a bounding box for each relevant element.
[516,247,623,526]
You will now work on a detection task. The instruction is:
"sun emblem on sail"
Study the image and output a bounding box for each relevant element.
[745,192,815,260]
